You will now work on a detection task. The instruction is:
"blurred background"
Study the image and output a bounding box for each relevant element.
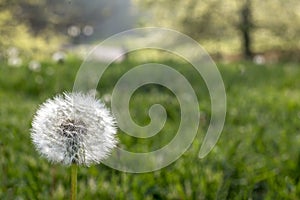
[1,0,299,62]
[1,0,300,199]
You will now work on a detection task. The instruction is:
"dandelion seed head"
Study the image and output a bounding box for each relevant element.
[31,92,117,166]
[28,60,41,72]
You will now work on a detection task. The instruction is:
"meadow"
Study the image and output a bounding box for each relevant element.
[1,56,300,199]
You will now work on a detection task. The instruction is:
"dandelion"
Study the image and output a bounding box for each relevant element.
[102,93,112,103]
[31,92,117,199]
[52,51,66,63]
[28,60,41,72]
[8,57,22,67]
[83,25,94,36]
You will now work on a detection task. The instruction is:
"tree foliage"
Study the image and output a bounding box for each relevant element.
[0,0,134,58]
[0,0,65,58]
[133,0,300,56]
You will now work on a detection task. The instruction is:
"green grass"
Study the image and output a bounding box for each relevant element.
[1,57,300,199]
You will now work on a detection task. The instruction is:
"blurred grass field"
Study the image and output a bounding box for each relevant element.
[1,57,300,199]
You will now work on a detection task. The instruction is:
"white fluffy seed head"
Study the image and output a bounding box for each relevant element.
[31,92,118,166]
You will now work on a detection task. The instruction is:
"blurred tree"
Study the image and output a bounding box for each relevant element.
[251,0,300,51]
[0,0,135,54]
[14,0,108,38]
[133,0,300,57]
[0,0,64,58]
[0,0,135,58]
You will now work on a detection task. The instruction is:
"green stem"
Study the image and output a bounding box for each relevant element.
[71,164,77,200]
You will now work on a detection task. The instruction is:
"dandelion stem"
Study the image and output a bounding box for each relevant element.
[71,164,77,200]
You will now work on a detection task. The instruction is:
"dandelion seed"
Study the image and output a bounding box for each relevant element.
[31,92,117,166]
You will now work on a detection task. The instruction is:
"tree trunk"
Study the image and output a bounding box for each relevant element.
[240,0,253,59]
